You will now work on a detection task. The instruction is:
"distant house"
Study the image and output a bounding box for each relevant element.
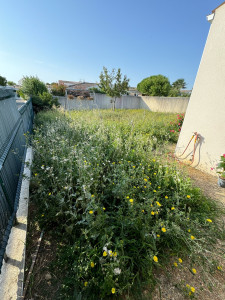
[58,80,80,87]
[128,87,141,96]
[66,82,98,98]
[180,89,192,96]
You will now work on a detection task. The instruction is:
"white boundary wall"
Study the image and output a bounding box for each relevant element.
[175,4,225,175]
[57,95,189,113]
[0,148,32,300]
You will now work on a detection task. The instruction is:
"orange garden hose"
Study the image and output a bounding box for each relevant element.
[176,132,201,165]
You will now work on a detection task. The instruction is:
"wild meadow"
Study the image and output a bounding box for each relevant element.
[30,109,224,299]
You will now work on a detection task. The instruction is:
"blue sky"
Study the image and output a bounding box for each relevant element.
[0,0,222,89]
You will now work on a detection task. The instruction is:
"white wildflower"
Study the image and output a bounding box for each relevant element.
[114,268,121,275]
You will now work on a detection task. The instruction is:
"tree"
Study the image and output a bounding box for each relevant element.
[0,75,7,86]
[137,75,171,96]
[99,67,129,110]
[20,76,47,99]
[89,87,105,94]
[51,83,66,96]
[7,81,16,86]
[172,78,186,90]
[168,88,180,97]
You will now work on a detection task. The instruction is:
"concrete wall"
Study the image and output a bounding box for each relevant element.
[175,4,225,175]
[140,96,189,113]
[57,94,188,113]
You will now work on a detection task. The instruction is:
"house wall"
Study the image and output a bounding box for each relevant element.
[175,4,225,175]
[57,95,188,113]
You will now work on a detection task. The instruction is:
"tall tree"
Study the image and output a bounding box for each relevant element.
[99,67,129,110]
[137,75,171,96]
[172,78,187,90]
[7,81,16,86]
[0,75,7,86]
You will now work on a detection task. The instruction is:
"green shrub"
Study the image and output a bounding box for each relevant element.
[17,89,26,99]
[0,75,7,86]
[51,83,66,96]
[31,92,59,112]
[21,76,47,99]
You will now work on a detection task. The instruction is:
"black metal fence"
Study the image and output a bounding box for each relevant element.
[0,88,33,271]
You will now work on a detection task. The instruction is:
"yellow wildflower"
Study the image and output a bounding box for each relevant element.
[161,227,166,232]
[133,166,135,168]
[126,196,129,199]
[191,287,195,293]
[187,195,191,199]
[192,268,197,274]
[103,207,106,210]
[153,190,157,193]
[217,266,222,270]
[89,211,94,214]
[108,250,113,256]
[157,234,160,238]
[207,219,212,223]
[171,207,175,210]
[113,251,117,257]
[84,282,88,286]
[158,186,161,189]
[153,256,158,262]
[156,201,161,207]
[188,229,191,232]
[103,251,107,257]
[129,199,134,204]
[144,186,147,188]
[165,195,168,199]
[90,262,95,268]
[174,262,178,267]
[151,211,155,215]
[111,288,116,294]
[186,284,190,288]
[48,192,51,195]
[190,235,195,240]
[144,178,148,182]
[34,173,38,176]
[142,210,145,213]
[178,258,183,263]
[154,173,156,175]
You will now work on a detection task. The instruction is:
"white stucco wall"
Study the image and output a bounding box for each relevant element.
[175,4,225,174]
[140,96,189,113]
[57,95,189,112]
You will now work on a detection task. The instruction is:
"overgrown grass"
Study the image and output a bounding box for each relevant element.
[30,109,224,299]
